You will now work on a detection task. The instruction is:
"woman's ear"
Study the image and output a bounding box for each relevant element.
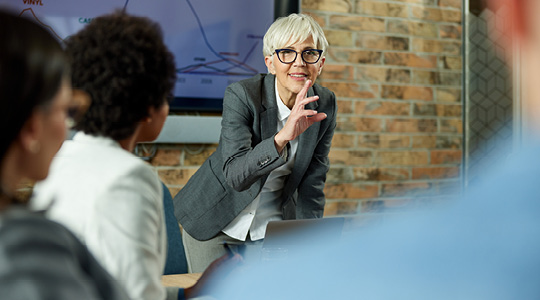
[265,55,275,74]
[19,112,43,154]
[318,56,325,75]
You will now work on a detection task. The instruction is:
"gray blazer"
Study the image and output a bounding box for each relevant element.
[0,207,129,300]
[173,74,337,241]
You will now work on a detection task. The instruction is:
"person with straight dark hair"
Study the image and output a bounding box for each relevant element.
[31,11,238,300]
[0,9,128,300]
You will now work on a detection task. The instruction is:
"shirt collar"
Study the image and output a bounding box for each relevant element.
[275,79,291,122]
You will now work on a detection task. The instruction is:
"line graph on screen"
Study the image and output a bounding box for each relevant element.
[175,0,261,77]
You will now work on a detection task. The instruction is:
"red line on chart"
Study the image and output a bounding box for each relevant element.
[19,8,63,41]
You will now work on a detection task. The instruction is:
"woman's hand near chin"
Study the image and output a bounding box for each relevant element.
[274,79,327,153]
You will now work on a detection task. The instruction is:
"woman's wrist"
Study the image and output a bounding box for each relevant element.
[274,132,289,153]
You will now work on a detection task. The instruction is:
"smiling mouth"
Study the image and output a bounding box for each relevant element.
[289,74,307,78]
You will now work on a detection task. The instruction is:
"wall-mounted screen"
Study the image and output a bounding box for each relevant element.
[1,0,299,111]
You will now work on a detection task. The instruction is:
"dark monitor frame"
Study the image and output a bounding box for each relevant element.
[170,0,300,112]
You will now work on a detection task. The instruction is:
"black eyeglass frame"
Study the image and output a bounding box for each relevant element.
[274,48,323,64]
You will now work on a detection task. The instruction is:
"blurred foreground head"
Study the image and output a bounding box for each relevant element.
[488,0,540,131]
[0,10,70,204]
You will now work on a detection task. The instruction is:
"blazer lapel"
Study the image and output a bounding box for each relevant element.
[282,85,320,196]
[260,74,278,140]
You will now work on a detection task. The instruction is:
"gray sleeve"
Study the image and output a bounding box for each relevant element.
[220,84,286,192]
[0,212,129,300]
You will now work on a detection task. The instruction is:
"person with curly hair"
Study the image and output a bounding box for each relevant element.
[31,12,237,300]
[0,9,128,299]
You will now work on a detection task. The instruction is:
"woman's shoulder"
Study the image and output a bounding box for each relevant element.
[0,207,77,247]
[312,82,336,100]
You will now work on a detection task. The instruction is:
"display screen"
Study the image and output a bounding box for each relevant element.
[1,0,298,111]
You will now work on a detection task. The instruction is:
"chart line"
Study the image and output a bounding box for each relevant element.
[184,0,258,75]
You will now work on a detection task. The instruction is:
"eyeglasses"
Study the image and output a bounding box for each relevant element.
[274,49,323,64]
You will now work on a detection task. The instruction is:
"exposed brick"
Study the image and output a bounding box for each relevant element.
[356,67,411,83]
[412,166,459,179]
[324,201,359,216]
[329,149,373,165]
[412,71,462,86]
[329,15,385,32]
[439,0,461,8]
[324,182,379,199]
[412,135,437,148]
[382,85,433,101]
[331,133,356,148]
[322,81,378,98]
[329,49,382,64]
[441,119,463,133]
[337,99,354,114]
[413,103,437,116]
[436,87,462,102]
[184,147,216,166]
[431,149,462,164]
[325,29,354,47]
[358,134,410,148]
[356,1,408,17]
[439,24,462,39]
[439,72,462,86]
[158,168,198,186]
[412,70,439,85]
[412,38,461,55]
[342,116,383,132]
[302,0,352,13]
[411,7,462,23]
[319,64,354,80]
[398,0,436,3]
[414,103,462,117]
[353,167,410,181]
[387,20,438,38]
[386,118,437,132]
[441,56,462,70]
[167,187,181,198]
[384,52,437,68]
[364,198,417,212]
[435,135,462,149]
[377,151,429,165]
[327,167,355,182]
[382,182,433,197]
[436,104,462,117]
[303,11,326,27]
[150,148,181,166]
[412,135,462,149]
[355,100,410,116]
[357,34,409,51]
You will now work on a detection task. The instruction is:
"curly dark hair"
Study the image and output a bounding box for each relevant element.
[65,12,176,140]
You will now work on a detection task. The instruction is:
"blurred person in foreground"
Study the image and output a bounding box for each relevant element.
[208,0,540,298]
[173,13,336,273]
[31,12,238,300]
[0,10,128,299]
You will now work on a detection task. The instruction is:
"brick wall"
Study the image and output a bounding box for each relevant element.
[151,0,463,217]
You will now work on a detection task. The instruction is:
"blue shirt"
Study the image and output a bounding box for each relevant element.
[210,143,540,299]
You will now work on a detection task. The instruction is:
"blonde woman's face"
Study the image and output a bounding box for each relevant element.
[265,36,325,102]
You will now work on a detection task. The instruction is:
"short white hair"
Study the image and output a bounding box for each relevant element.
[263,13,328,57]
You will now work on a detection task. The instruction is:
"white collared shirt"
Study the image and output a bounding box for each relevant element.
[222,80,299,241]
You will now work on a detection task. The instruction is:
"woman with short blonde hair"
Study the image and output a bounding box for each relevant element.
[174,13,337,273]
